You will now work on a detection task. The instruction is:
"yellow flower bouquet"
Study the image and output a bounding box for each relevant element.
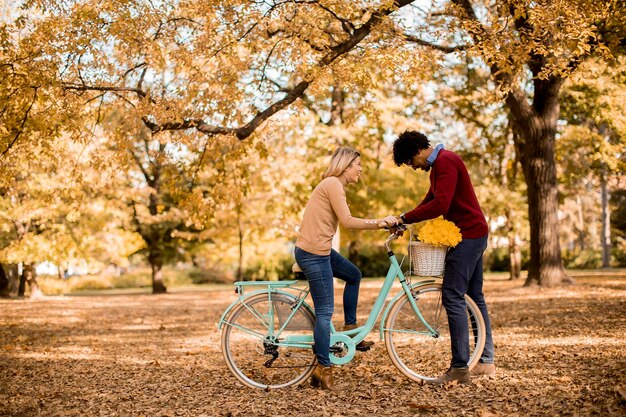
[415,217,462,248]
[409,217,461,276]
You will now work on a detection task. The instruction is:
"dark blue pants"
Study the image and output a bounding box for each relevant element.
[294,247,362,366]
[442,235,495,368]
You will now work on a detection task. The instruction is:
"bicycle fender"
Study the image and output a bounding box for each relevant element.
[378,279,438,340]
[217,289,313,330]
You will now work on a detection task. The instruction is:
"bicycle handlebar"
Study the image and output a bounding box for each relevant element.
[384,224,407,252]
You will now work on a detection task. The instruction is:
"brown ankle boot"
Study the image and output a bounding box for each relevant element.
[343,324,374,351]
[427,367,471,385]
[471,362,496,377]
[311,365,339,391]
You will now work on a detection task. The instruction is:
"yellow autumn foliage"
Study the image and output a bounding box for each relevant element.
[416,217,462,248]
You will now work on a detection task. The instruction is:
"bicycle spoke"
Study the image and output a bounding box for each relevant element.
[222,320,267,340]
[240,300,271,331]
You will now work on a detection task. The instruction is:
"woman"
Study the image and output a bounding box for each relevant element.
[294,146,397,391]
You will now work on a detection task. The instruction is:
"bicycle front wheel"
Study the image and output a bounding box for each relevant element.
[221,292,317,389]
[384,283,486,382]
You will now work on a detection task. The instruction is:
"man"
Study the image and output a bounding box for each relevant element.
[392,130,495,384]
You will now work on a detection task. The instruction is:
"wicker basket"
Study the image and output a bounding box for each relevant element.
[409,242,448,276]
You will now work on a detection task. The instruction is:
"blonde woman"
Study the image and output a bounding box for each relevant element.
[294,146,397,391]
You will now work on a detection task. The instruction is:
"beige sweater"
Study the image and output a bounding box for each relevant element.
[295,175,380,255]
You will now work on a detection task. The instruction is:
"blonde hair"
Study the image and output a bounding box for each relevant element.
[323,146,360,179]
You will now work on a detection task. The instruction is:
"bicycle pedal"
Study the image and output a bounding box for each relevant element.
[355,345,371,352]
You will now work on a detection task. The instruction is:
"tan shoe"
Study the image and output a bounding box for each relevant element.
[343,324,374,351]
[427,367,471,385]
[471,362,496,377]
[310,365,339,391]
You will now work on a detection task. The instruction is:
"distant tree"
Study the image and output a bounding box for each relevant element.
[0,137,144,297]
[558,57,626,267]
[610,189,626,266]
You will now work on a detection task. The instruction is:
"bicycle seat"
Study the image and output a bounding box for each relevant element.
[292,263,306,280]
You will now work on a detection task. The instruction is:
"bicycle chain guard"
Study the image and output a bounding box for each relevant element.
[329,333,355,365]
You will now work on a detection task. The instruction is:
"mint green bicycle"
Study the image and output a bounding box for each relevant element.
[218,225,486,389]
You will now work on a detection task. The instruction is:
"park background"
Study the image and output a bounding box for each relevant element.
[0,1,625,416]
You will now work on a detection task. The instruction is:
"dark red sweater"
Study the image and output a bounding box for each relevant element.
[404,149,488,239]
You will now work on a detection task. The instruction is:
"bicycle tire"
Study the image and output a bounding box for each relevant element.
[221,292,317,389]
[384,283,486,382]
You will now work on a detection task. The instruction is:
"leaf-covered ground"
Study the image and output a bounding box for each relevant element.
[2,272,625,417]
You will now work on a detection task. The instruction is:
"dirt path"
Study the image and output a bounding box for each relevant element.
[1,275,625,417]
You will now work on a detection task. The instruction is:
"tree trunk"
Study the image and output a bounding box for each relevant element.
[18,263,26,297]
[148,248,167,294]
[0,264,9,297]
[329,81,345,125]
[575,195,585,251]
[509,239,521,280]
[505,76,572,287]
[237,214,244,281]
[600,169,611,268]
[516,125,572,286]
[5,264,19,297]
[141,147,168,294]
[505,212,521,280]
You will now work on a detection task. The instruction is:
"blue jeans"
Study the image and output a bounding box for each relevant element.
[442,235,495,368]
[294,247,362,366]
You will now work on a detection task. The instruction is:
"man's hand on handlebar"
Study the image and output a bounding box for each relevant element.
[389,224,407,237]
[378,215,400,229]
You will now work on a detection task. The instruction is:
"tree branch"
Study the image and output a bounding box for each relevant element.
[1,87,38,158]
[123,62,147,78]
[267,77,326,124]
[447,0,537,128]
[129,141,153,187]
[260,39,286,86]
[404,33,467,52]
[137,67,148,92]
[64,83,147,99]
[189,136,209,191]
[57,1,415,145]
[144,0,416,139]
[0,88,20,120]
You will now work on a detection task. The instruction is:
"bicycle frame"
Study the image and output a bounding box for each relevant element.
[218,227,441,366]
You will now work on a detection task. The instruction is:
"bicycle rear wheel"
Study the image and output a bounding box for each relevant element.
[221,292,316,389]
[384,283,485,382]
